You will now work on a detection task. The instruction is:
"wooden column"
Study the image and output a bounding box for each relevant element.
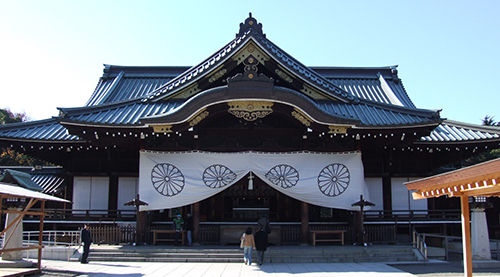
[38,200,45,270]
[193,202,200,243]
[301,202,309,244]
[460,195,472,277]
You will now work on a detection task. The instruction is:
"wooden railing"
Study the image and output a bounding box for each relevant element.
[364,209,461,222]
[89,225,136,244]
[21,208,462,224]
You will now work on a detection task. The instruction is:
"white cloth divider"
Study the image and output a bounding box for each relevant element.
[139,150,370,211]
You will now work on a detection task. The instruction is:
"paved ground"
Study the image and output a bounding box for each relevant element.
[9,260,496,277]
[30,260,415,277]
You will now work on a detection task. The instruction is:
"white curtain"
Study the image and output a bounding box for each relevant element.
[139,151,370,211]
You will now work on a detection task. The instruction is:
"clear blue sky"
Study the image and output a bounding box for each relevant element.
[1,0,499,125]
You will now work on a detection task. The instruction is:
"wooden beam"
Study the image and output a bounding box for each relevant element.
[0,245,42,253]
[0,198,38,239]
[460,195,472,277]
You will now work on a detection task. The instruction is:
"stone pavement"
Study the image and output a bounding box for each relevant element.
[32,260,416,277]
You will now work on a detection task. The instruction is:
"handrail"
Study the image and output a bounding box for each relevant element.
[412,230,428,260]
[22,230,81,247]
[364,209,461,222]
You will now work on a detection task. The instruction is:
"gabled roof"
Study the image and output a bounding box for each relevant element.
[144,14,357,104]
[0,14,498,147]
[0,166,67,194]
[0,169,43,191]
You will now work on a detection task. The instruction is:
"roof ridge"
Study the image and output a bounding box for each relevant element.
[0,118,59,130]
[144,35,246,102]
[354,98,440,119]
[60,97,150,114]
[253,35,356,103]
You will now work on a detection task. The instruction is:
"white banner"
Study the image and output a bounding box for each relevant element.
[139,151,370,211]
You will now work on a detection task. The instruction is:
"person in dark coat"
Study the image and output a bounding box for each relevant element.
[254,226,268,265]
[185,213,194,246]
[80,224,92,264]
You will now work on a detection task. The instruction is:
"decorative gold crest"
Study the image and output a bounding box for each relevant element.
[227,101,273,121]
[328,125,349,134]
[152,124,173,133]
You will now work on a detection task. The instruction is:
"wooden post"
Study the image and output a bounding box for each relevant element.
[460,195,472,277]
[38,200,45,270]
[301,202,309,244]
[193,202,200,243]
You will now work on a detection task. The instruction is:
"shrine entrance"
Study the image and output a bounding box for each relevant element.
[199,172,301,222]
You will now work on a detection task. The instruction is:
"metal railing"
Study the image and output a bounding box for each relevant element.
[23,208,137,222]
[23,230,81,247]
[412,232,500,261]
[412,230,428,260]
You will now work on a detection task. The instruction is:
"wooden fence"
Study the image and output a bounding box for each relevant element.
[88,225,135,244]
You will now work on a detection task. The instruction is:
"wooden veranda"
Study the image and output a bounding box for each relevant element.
[405,158,500,277]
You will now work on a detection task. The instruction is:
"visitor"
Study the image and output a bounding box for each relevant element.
[240,227,256,265]
[80,224,92,264]
[257,216,271,234]
[254,225,268,265]
[172,214,184,245]
[185,213,193,246]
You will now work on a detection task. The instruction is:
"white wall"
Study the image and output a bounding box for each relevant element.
[117,177,138,211]
[72,176,109,214]
[391,177,427,212]
[365,177,383,210]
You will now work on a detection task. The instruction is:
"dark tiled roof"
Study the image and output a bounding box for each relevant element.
[0,167,66,194]
[0,169,43,191]
[86,65,187,106]
[317,101,438,127]
[60,101,182,125]
[420,120,500,142]
[0,119,80,142]
[31,174,65,194]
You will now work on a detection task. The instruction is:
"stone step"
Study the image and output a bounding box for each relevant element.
[85,245,419,263]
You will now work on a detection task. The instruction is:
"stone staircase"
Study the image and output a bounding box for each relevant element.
[82,245,420,263]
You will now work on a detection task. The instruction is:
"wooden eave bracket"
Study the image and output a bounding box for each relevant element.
[411,177,499,200]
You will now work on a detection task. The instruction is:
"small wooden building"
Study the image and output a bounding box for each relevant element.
[0,14,499,245]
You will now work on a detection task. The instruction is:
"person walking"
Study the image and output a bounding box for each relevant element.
[80,224,92,264]
[240,227,255,265]
[254,226,268,265]
[185,213,193,246]
[172,214,184,245]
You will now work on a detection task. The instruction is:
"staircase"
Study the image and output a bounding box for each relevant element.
[82,245,419,263]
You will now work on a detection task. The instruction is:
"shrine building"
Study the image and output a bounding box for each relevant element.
[1,14,499,245]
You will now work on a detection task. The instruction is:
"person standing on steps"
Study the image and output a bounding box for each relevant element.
[240,227,256,265]
[172,214,184,245]
[254,225,268,265]
[185,213,193,246]
[80,224,92,264]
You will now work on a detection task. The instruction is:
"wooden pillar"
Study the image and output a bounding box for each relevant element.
[301,202,309,244]
[108,176,118,214]
[193,202,200,243]
[136,211,146,245]
[382,175,392,216]
[460,195,472,277]
[38,200,45,270]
